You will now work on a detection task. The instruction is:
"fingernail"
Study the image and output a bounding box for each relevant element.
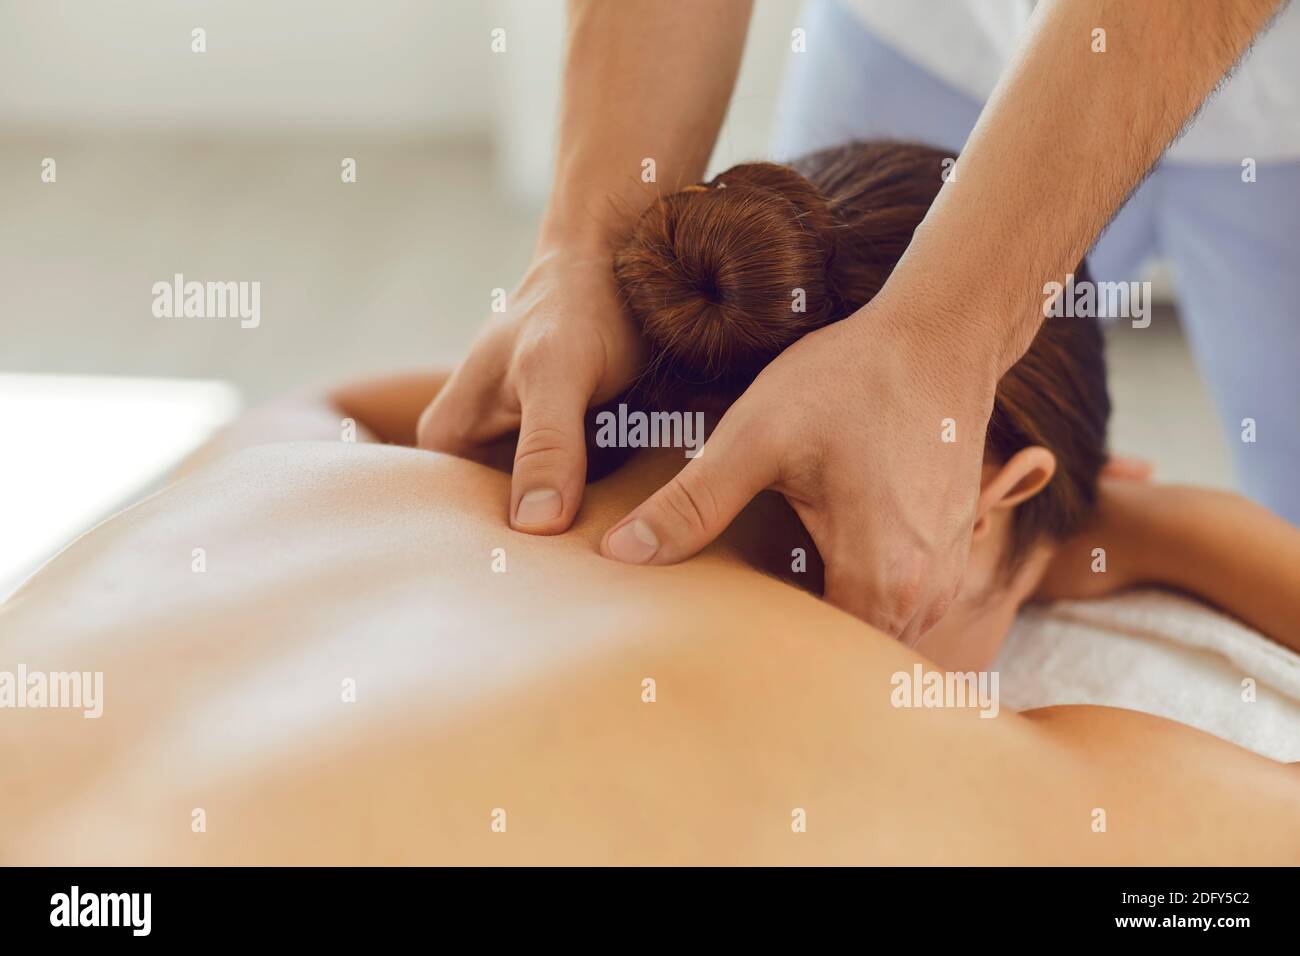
[606,518,659,564]
[515,488,562,527]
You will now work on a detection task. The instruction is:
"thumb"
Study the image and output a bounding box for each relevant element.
[601,417,777,565]
[509,374,591,534]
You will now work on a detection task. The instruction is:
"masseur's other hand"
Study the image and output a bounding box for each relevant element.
[601,297,998,644]
[417,244,643,532]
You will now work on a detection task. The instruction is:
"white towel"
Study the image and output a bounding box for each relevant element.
[996,590,1300,762]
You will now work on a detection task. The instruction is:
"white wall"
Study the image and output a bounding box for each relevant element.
[0,0,495,135]
[0,0,801,204]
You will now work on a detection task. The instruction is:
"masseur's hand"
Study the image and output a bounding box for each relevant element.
[596,0,1277,638]
[417,245,642,532]
[601,292,997,644]
[418,0,753,531]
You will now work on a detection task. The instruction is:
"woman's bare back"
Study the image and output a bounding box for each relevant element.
[1,441,1296,864]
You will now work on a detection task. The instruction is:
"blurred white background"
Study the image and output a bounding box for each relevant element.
[0,0,804,390]
[0,0,1231,595]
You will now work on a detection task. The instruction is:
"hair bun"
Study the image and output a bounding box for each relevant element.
[614,162,840,391]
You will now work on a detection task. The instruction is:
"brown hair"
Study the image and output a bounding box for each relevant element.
[613,141,1110,566]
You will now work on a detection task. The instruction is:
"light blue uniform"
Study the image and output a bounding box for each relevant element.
[772,0,1300,524]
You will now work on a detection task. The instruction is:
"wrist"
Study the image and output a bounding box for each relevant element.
[876,217,1045,380]
[855,284,1001,404]
[535,212,619,259]
[538,167,648,256]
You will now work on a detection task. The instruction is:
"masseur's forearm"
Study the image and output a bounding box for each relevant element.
[882,0,1281,375]
[540,0,753,252]
[1136,487,1300,652]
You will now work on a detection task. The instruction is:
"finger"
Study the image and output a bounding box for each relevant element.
[893,540,969,647]
[508,371,593,534]
[896,575,962,649]
[601,415,777,565]
[1101,455,1154,482]
[822,558,910,638]
[416,360,515,456]
[820,542,933,640]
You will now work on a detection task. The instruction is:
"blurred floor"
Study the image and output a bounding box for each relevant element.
[0,134,1236,490]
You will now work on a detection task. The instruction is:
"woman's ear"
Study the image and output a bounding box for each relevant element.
[972,447,1057,539]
